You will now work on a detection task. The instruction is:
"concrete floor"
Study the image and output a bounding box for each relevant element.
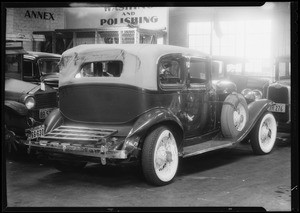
[4,141,291,211]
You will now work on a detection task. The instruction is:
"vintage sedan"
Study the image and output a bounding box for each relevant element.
[211,56,271,98]
[5,42,58,153]
[267,56,291,133]
[23,51,61,89]
[25,44,277,186]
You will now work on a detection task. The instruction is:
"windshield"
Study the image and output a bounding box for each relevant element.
[38,58,60,75]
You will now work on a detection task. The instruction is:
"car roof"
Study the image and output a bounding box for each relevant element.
[62,44,208,59]
[24,51,61,60]
[60,44,210,90]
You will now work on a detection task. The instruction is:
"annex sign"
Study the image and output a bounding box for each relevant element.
[65,7,168,29]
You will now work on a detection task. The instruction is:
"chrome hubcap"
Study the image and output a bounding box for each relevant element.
[154,130,178,182]
[233,103,246,131]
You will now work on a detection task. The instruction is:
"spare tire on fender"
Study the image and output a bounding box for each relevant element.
[221,93,249,138]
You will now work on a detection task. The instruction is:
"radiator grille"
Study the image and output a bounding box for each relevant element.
[268,86,289,104]
[268,85,290,123]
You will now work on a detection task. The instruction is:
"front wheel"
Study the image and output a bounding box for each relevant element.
[250,112,277,155]
[142,126,179,186]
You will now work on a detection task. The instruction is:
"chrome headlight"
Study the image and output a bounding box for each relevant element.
[241,88,255,100]
[24,96,36,109]
[252,89,263,100]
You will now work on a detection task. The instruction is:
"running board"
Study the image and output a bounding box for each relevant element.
[183,140,234,158]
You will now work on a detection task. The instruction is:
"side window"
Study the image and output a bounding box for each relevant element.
[76,61,122,78]
[189,59,207,84]
[23,61,34,77]
[159,58,183,86]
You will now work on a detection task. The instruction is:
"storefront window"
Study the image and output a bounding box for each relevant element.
[188,20,272,76]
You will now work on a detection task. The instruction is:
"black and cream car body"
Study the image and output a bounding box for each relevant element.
[25,44,278,186]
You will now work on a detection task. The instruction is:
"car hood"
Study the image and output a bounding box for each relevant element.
[5,77,54,101]
[41,73,59,80]
[277,79,290,86]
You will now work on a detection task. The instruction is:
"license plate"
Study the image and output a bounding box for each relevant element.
[26,125,45,140]
[39,108,53,119]
[268,103,286,113]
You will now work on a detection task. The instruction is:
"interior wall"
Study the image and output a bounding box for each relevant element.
[168,4,291,58]
[5,8,64,51]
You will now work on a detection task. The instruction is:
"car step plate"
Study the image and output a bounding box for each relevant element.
[183,140,234,158]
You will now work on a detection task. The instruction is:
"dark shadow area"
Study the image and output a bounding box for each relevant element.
[177,147,253,177]
[5,138,288,188]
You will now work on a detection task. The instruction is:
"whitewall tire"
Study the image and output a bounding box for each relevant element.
[250,112,277,154]
[142,126,179,186]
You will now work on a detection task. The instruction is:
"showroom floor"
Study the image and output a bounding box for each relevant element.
[4,141,291,211]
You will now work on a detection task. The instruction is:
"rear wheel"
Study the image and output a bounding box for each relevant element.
[142,126,179,186]
[250,112,277,154]
[53,160,87,172]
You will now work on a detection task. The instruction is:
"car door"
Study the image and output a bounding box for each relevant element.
[183,57,217,138]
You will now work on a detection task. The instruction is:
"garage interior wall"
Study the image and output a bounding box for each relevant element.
[169,4,291,59]
[5,4,290,61]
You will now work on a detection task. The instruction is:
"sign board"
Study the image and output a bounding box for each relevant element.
[6,41,23,49]
[65,7,168,30]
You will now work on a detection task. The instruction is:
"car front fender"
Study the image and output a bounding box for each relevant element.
[44,108,64,133]
[123,108,184,153]
[4,100,28,116]
[236,99,274,142]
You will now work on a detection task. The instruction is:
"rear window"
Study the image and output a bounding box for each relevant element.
[75,61,123,78]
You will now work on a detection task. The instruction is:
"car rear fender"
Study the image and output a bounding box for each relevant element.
[43,108,64,133]
[123,108,184,153]
[4,100,28,116]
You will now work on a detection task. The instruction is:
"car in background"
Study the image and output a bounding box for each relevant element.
[25,44,277,186]
[212,56,271,98]
[5,41,58,153]
[23,51,61,89]
[267,56,291,133]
